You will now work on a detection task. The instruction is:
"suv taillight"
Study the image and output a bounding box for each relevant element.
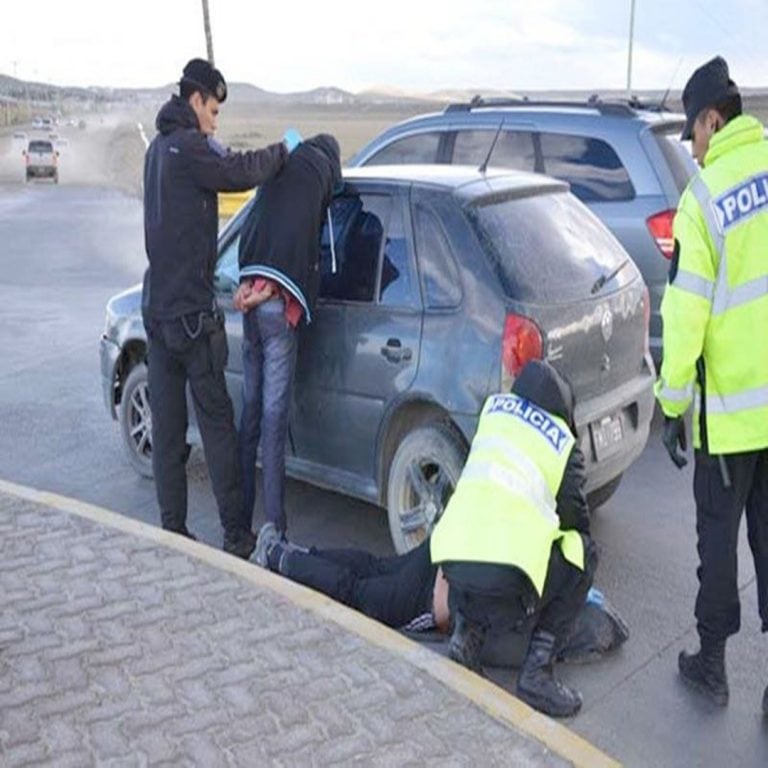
[646,209,675,259]
[501,313,543,391]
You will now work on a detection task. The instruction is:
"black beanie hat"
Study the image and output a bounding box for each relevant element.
[180,58,227,103]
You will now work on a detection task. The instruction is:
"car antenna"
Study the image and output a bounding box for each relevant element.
[660,56,684,111]
[478,122,504,175]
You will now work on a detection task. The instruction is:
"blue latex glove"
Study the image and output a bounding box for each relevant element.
[283,128,302,153]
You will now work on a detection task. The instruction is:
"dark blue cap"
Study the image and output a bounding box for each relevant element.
[681,56,740,141]
[180,58,227,103]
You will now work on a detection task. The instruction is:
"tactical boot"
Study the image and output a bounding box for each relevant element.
[678,638,728,706]
[448,613,486,674]
[517,629,583,718]
[223,529,257,560]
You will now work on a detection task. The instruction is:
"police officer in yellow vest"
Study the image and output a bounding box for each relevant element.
[656,56,768,714]
[431,360,597,718]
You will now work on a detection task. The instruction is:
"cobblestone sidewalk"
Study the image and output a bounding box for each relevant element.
[0,488,602,767]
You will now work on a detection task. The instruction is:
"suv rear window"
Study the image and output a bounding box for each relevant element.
[29,141,53,153]
[652,126,697,194]
[466,191,632,303]
[539,133,634,202]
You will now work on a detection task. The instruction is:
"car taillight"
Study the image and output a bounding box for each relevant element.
[646,209,675,259]
[501,313,543,391]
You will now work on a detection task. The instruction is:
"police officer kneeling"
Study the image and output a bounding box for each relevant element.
[431,360,597,717]
[142,58,287,557]
[656,56,768,713]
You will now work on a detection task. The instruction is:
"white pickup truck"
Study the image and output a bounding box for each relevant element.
[24,139,58,183]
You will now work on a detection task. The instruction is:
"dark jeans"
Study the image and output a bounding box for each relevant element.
[239,298,298,534]
[693,449,768,641]
[445,536,598,644]
[145,312,244,537]
[281,539,436,628]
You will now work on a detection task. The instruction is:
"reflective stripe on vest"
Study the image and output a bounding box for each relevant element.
[673,269,715,302]
[706,384,768,415]
[657,381,695,403]
[690,174,768,316]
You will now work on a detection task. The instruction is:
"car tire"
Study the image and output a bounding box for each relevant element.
[386,423,467,554]
[119,363,154,478]
[587,473,623,511]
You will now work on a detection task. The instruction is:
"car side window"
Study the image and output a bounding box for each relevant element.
[414,205,462,308]
[539,132,635,202]
[214,234,240,294]
[452,129,536,172]
[379,201,417,307]
[320,195,388,303]
[365,132,442,165]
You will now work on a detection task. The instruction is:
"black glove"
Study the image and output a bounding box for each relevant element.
[662,416,688,469]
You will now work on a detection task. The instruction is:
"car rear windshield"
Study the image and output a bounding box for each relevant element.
[651,125,697,194]
[29,141,53,153]
[466,190,633,303]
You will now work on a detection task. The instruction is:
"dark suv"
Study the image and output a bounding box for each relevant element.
[100,166,655,552]
[349,97,699,364]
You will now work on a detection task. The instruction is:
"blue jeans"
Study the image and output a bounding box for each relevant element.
[239,298,298,534]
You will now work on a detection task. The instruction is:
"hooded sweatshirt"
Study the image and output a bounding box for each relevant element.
[238,134,342,323]
[142,95,286,322]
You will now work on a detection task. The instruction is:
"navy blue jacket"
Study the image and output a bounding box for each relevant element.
[238,134,341,322]
[142,95,286,322]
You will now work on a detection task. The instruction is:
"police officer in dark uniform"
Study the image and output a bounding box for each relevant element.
[142,58,287,558]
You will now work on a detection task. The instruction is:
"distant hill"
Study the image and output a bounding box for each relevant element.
[2,71,767,112]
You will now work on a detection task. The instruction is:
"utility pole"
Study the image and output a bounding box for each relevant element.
[626,0,636,97]
[201,0,215,65]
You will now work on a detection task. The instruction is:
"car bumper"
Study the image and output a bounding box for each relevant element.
[100,335,120,419]
[575,370,655,493]
[27,166,56,177]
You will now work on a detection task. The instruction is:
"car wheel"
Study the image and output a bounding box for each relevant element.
[587,473,623,511]
[386,423,467,554]
[119,363,154,478]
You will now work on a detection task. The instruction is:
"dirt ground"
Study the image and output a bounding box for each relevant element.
[0,100,433,199]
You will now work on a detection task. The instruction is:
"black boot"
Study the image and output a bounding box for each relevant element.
[517,629,583,718]
[448,613,486,674]
[678,637,728,706]
[763,685,768,716]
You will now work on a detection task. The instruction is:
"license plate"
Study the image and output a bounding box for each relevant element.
[590,412,624,460]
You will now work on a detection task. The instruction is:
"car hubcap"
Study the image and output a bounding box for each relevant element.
[399,459,454,546]
[128,382,152,459]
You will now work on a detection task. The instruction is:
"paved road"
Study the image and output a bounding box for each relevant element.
[0,179,766,766]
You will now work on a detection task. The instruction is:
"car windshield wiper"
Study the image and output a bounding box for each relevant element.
[591,258,631,295]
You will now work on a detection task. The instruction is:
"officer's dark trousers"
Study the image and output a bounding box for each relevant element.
[693,449,768,641]
[446,536,598,643]
[280,538,436,628]
[146,314,243,537]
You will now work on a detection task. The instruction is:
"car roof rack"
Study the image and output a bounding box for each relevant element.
[444,94,659,118]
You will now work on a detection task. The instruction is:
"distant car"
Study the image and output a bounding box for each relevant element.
[100,165,654,552]
[349,96,699,365]
[23,139,58,183]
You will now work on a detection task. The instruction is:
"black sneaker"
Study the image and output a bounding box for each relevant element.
[165,526,197,541]
[223,530,257,560]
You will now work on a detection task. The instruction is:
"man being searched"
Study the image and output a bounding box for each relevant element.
[142,58,288,558]
[235,133,341,541]
[430,360,597,717]
[655,56,768,713]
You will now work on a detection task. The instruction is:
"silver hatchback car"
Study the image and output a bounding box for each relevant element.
[101,165,655,552]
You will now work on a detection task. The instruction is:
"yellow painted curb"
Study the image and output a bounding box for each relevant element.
[0,478,620,768]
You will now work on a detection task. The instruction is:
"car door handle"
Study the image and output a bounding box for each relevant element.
[381,338,413,363]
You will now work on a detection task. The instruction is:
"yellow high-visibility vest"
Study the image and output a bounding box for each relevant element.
[656,114,768,453]
[430,393,584,596]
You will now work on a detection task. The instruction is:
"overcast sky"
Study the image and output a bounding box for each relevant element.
[2,0,766,94]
